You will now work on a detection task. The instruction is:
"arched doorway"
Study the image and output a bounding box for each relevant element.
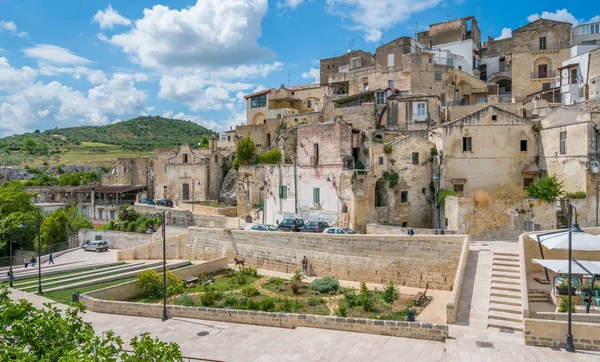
[375,178,389,207]
[252,112,265,125]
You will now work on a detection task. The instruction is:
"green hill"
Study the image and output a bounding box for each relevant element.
[0,116,216,167]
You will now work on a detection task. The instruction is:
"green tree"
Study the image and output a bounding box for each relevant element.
[23,138,37,154]
[198,135,209,149]
[527,174,564,203]
[382,280,400,305]
[236,136,255,165]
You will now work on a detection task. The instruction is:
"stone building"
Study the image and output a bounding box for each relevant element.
[431,105,538,195]
[587,48,600,101]
[102,157,154,197]
[573,21,600,46]
[385,93,441,131]
[559,46,600,105]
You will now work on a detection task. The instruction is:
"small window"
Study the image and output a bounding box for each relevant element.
[251,94,267,108]
[378,157,384,165]
[351,58,359,68]
[402,222,408,227]
[388,80,394,89]
[376,91,386,104]
[313,144,319,165]
[279,185,287,199]
[307,100,312,108]
[164,164,166,172]
[434,72,442,81]
[400,191,408,203]
[95,235,102,241]
[228,136,231,141]
[453,184,464,194]
[313,187,320,204]
[109,210,115,220]
[163,186,167,195]
[327,229,336,234]
[539,36,547,50]
[266,133,271,147]
[520,140,528,152]
[570,68,577,84]
[214,155,218,163]
[458,65,462,71]
[183,154,188,163]
[387,53,394,67]
[416,102,427,119]
[560,131,567,154]
[463,137,472,152]
[412,152,419,165]
[492,115,497,121]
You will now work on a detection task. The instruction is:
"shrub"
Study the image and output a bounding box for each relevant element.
[383,171,399,189]
[245,298,260,310]
[260,297,276,312]
[291,269,303,283]
[136,270,183,298]
[527,174,564,202]
[236,136,255,165]
[224,295,238,306]
[492,183,528,204]
[358,282,375,312]
[382,281,400,305]
[290,281,301,294]
[469,190,492,208]
[383,145,393,154]
[241,285,260,297]
[232,157,240,170]
[336,301,348,317]
[257,148,282,164]
[200,292,216,307]
[437,189,458,209]
[565,191,586,199]
[177,292,195,307]
[267,277,285,285]
[558,296,575,313]
[343,288,359,308]
[430,148,438,156]
[166,272,184,296]
[240,267,259,278]
[311,276,340,294]
[308,297,324,306]
[278,298,294,313]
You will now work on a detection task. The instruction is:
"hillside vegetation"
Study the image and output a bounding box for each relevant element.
[0,116,216,167]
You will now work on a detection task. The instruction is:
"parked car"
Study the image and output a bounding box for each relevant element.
[83,241,109,252]
[139,198,155,205]
[278,218,305,232]
[323,227,357,235]
[249,224,280,232]
[156,199,174,207]
[300,221,330,233]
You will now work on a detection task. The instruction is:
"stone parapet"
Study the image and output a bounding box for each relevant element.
[524,318,600,351]
[366,224,459,235]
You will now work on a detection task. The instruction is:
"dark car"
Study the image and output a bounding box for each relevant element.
[139,198,155,205]
[156,199,174,207]
[278,218,305,232]
[300,221,330,233]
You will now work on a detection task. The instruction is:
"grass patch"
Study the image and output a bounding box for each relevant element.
[12,264,126,286]
[18,269,140,292]
[262,278,317,297]
[43,277,137,304]
[79,142,119,148]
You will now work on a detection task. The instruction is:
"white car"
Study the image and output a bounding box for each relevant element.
[323,227,357,235]
[249,224,280,232]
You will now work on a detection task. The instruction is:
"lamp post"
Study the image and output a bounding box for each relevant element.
[18,210,42,294]
[566,204,582,353]
[433,172,440,235]
[8,222,13,287]
[191,178,201,213]
[147,211,168,321]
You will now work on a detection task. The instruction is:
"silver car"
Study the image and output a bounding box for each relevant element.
[249,224,280,232]
[323,227,357,235]
[83,241,109,252]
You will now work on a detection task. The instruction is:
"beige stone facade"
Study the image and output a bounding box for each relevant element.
[589,49,600,100]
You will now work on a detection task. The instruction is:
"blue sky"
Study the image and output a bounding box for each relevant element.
[0,0,598,137]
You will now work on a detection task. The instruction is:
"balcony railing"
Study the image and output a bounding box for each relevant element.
[531,70,559,79]
[531,42,560,52]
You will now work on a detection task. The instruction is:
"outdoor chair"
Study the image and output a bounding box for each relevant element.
[594,290,600,308]
[581,291,591,306]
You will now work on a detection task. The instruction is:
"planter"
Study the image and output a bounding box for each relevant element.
[556,287,569,295]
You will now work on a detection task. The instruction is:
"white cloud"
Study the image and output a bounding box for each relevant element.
[0,20,28,38]
[325,0,441,42]
[495,28,512,40]
[37,63,108,84]
[591,16,600,23]
[93,5,131,29]
[527,9,579,26]
[301,67,320,83]
[0,57,37,92]
[277,0,305,9]
[23,44,92,65]
[107,0,272,70]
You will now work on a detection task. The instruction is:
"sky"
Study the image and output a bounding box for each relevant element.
[0,0,598,137]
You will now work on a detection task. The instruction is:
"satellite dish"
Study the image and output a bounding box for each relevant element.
[347,49,351,53]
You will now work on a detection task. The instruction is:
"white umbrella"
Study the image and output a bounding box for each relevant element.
[532,259,600,275]
[529,232,600,251]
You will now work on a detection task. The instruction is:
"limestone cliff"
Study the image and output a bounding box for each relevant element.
[219,168,238,205]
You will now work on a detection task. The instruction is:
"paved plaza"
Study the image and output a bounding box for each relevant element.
[7,240,600,361]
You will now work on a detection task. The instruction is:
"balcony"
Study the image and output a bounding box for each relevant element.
[531,42,560,52]
[531,70,559,80]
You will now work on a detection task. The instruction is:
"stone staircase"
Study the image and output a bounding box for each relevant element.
[488,252,524,332]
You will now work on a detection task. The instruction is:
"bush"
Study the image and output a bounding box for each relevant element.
[290,281,301,294]
[236,136,255,165]
[310,276,340,294]
[492,183,528,204]
[308,297,324,306]
[245,298,260,310]
[565,191,586,199]
[291,269,303,283]
[224,295,238,306]
[358,282,375,312]
[383,145,393,154]
[336,301,348,317]
[383,171,399,189]
[527,174,564,202]
[278,298,295,313]
[437,189,458,209]
[267,277,285,285]
[260,297,276,312]
[232,157,240,170]
[382,281,400,305]
[257,148,282,164]
[558,296,575,313]
[177,292,195,306]
[343,288,359,308]
[136,270,183,298]
[469,190,492,208]
[240,267,259,278]
[200,292,217,307]
[241,285,260,297]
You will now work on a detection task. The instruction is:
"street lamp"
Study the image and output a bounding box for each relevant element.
[6,222,15,287]
[326,173,337,187]
[18,210,42,294]
[146,211,168,321]
[566,204,582,353]
[433,172,440,235]
[191,178,201,213]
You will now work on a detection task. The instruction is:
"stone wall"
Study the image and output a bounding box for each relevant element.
[366,224,458,235]
[186,228,467,290]
[82,296,448,342]
[178,203,238,217]
[589,49,600,100]
[116,233,188,260]
[78,229,155,249]
[524,319,600,351]
[446,236,470,324]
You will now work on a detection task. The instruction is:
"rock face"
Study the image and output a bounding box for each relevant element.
[0,168,31,183]
[40,165,102,175]
[219,168,238,205]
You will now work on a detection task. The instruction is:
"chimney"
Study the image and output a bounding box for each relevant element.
[210,135,217,150]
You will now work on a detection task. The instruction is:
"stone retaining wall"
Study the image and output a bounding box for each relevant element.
[78,229,155,249]
[366,224,459,235]
[81,296,448,342]
[524,318,600,351]
[116,233,188,261]
[446,236,470,324]
[186,228,467,290]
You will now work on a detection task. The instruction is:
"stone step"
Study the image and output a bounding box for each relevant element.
[489,296,522,307]
[492,267,520,274]
[488,311,524,323]
[489,302,523,314]
[492,261,520,268]
[491,289,521,299]
[491,276,521,285]
[491,271,520,279]
[494,252,520,258]
[493,258,520,264]
[1,262,123,283]
[529,298,549,303]
[491,283,521,293]
[487,319,524,332]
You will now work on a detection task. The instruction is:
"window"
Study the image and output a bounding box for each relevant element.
[412,152,419,165]
[453,184,464,194]
[327,228,336,234]
[400,191,408,203]
[182,183,190,200]
[388,80,394,89]
[164,164,167,172]
[313,187,320,204]
[214,155,218,163]
[183,154,188,163]
[251,94,267,108]
[570,68,578,84]
[227,136,231,141]
[597,81,600,100]
[402,222,408,227]
[434,72,442,81]
[95,235,102,241]
[351,58,359,68]
[458,65,462,71]
[336,229,345,234]
[266,133,271,147]
[560,131,567,154]
[98,209,103,220]
[539,36,547,50]
[520,140,528,152]
[279,185,287,199]
[524,178,534,189]
[376,91,386,104]
[387,54,394,67]
[537,64,548,78]
[109,210,115,220]
[542,82,551,91]
[416,102,427,120]
[379,157,384,165]
[307,100,312,108]
[492,115,497,121]
[277,114,281,119]
[463,137,472,152]
[313,144,319,165]
[163,186,167,195]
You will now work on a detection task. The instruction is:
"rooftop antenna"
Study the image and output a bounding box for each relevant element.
[347,37,354,52]
[287,69,291,89]
[413,21,420,41]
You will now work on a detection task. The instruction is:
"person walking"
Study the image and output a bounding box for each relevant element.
[7,267,14,284]
[30,256,36,267]
[24,257,29,268]
[48,252,54,265]
[302,255,309,276]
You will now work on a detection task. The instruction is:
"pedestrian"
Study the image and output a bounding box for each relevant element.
[30,256,36,267]
[48,252,54,265]
[302,255,309,276]
[24,257,29,268]
[7,267,14,284]
[410,228,415,236]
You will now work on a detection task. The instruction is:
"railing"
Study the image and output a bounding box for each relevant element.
[531,70,558,79]
[122,351,225,362]
[531,42,561,51]
[93,199,135,206]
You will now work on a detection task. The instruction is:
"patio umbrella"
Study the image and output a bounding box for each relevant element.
[529,231,600,250]
[532,259,600,275]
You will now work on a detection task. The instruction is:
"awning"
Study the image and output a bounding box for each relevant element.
[533,259,600,275]
[530,231,600,250]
